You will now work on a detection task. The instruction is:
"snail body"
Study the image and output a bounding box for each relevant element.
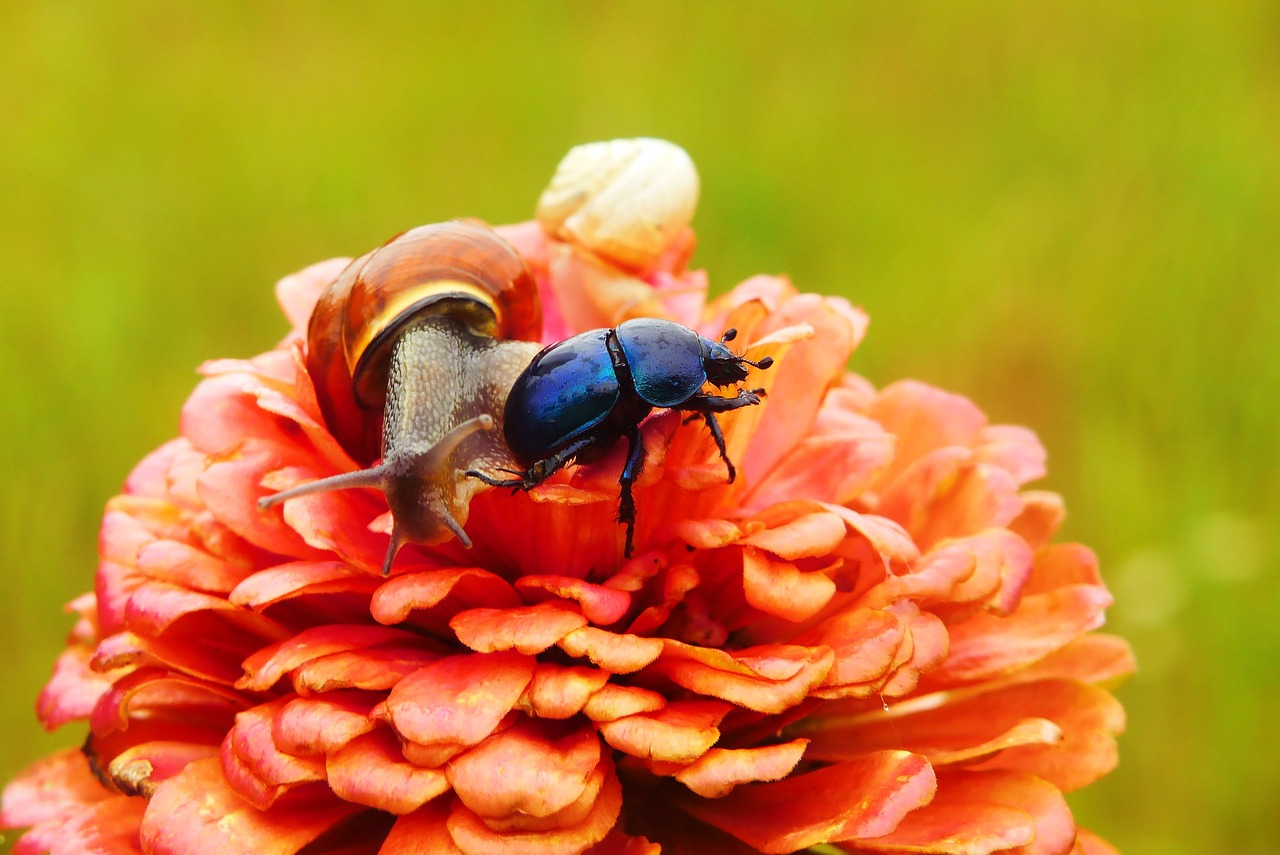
[260,221,543,575]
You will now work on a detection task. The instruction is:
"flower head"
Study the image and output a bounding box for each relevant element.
[2,141,1131,855]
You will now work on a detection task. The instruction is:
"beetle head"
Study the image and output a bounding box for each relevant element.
[700,328,774,386]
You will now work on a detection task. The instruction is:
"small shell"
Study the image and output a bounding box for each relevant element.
[536,138,700,270]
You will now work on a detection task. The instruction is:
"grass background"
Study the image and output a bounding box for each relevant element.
[2,2,1276,852]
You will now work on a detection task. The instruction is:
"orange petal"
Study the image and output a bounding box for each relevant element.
[141,756,363,855]
[1014,634,1136,687]
[682,750,936,853]
[925,585,1113,687]
[225,701,325,803]
[229,560,378,610]
[974,425,1047,486]
[383,652,535,749]
[272,693,376,756]
[446,758,623,855]
[371,567,522,625]
[516,576,633,626]
[675,738,809,798]
[744,294,866,482]
[741,547,837,621]
[522,664,611,720]
[327,729,450,814]
[810,679,1124,793]
[451,603,588,654]
[136,538,254,595]
[581,684,667,722]
[654,641,834,713]
[238,624,423,691]
[447,721,601,819]
[380,799,461,854]
[868,381,987,488]
[743,395,894,511]
[598,700,730,763]
[742,510,848,559]
[803,607,905,691]
[291,646,439,693]
[558,627,664,674]
[106,740,220,797]
[1008,491,1066,550]
[855,769,1072,855]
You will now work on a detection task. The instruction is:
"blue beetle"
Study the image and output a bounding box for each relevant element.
[467,318,773,556]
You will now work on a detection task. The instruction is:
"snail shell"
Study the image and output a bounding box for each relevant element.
[261,221,543,574]
[536,137,700,270]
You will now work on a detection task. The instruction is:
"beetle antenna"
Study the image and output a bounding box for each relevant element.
[721,328,738,343]
[737,354,774,370]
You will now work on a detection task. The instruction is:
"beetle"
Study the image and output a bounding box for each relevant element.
[467,317,774,556]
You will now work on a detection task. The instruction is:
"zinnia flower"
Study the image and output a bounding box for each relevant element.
[2,139,1132,855]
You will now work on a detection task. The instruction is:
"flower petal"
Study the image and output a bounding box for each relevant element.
[141,757,363,855]
[327,729,450,814]
[674,738,809,798]
[382,652,535,749]
[682,750,936,853]
[598,700,730,763]
[854,770,1073,855]
[452,603,588,655]
[447,720,601,819]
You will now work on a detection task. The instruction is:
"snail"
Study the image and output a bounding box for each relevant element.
[259,221,543,575]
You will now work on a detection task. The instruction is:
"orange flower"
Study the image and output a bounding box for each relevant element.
[2,161,1131,855]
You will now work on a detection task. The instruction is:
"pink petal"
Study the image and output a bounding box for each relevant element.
[274,257,349,334]
[136,539,255,595]
[1,748,112,829]
[13,797,146,855]
[37,645,113,730]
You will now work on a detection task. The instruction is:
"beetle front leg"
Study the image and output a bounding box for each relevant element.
[679,389,766,483]
[617,425,646,557]
[466,436,597,491]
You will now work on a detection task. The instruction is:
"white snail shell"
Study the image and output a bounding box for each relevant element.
[536,138,700,270]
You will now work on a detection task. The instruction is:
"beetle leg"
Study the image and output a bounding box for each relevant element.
[466,436,597,491]
[679,389,767,483]
[617,425,646,557]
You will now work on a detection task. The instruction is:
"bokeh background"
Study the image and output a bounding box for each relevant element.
[2,2,1276,853]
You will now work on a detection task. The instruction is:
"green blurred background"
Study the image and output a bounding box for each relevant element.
[2,2,1276,852]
